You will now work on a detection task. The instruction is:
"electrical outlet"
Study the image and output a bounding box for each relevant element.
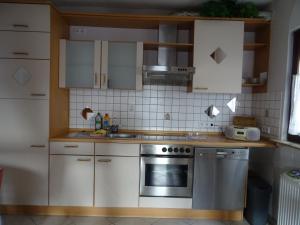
[261,126,271,134]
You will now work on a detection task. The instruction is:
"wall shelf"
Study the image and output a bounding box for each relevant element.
[244,43,268,50]
[143,42,193,51]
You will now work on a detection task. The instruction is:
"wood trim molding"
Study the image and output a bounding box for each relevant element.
[0,206,243,221]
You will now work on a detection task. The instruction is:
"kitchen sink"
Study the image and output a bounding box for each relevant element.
[107,133,138,139]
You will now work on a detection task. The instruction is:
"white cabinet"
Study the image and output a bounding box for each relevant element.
[59,40,143,90]
[0,31,50,60]
[49,155,94,207]
[101,41,143,90]
[0,59,49,99]
[0,148,48,205]
[50,142,94,155]
[0,3,50,32]
[0,99,49,152]
[95,156,139,207]
[193,20,244,93]
[59,40,101,88]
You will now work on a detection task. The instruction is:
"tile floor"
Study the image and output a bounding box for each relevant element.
[1,215,250,225]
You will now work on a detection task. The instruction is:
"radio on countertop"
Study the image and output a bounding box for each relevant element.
[224,125,261,141]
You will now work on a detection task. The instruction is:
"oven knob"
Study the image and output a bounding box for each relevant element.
[180,148,184,153]
[168,147,173,152]
[162,147,167,152]
[174,148,179,152]
[186,148,191,153]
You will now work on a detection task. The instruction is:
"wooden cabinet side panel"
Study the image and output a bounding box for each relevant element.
[50,7,70,138]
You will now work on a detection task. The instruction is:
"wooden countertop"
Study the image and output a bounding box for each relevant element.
[50,131,276,148]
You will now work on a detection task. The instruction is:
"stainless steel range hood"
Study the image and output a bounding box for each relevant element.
[143,24,195,85]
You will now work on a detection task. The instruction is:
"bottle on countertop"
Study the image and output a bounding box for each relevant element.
[95,113,103,131]
[103,113,111,129]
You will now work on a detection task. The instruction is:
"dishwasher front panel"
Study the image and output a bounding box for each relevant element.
[192,148,249,210]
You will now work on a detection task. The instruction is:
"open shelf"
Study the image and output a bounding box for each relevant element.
[143,42,194,51]
[244,43,268,50]
[242,83,266,87]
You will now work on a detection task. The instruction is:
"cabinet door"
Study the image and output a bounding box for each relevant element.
[95,156,139,207]
[0,59,49,99]
[59,40,101,88]
[101,41,143,90]
[0,3,50,32]
[0,99,49,152]
[49,155,94,206]
[193,20,244,93]
[0,149,48,205]
[0,31,50,60]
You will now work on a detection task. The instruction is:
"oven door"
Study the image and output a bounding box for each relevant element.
[140,157,193,197]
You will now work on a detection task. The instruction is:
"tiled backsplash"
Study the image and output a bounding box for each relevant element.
[252,91,283,139]
[70,85,252,131]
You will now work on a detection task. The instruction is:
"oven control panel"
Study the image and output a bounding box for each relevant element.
[141,144,194,156]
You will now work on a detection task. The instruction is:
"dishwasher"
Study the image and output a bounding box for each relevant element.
[192,148,249,210]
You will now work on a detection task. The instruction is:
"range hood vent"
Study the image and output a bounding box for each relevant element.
[143,24,195,86]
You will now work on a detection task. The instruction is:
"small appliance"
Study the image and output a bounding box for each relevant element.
[224,125,261,141]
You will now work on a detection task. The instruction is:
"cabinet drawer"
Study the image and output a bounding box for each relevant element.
[0,31,50,59]
[95,143,139,156]
[50,142,94,155]
[0,3,50,32]
[0,59,49,99]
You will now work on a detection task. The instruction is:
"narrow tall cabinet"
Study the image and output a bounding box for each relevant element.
[0,3,50,205]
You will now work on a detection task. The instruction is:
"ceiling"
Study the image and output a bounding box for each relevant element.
[51,0,272,12]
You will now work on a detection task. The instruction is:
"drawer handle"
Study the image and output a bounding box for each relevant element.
[30,145,46,148]
[13,24,29,28]
[97,159,112,163]
[13,52,29,56]
[194,87,208,90]
[77,158,91,162]
[64,145,79,148]
[31,93,46,97]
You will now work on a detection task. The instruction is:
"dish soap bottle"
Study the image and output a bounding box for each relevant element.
[95,113,103,131]
[103,113,111,130]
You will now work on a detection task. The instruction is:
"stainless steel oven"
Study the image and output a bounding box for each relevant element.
[140,144,194,197]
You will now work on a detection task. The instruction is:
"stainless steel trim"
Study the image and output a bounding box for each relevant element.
[141,144,194,156]
[31,93,46,97]
[140,156,193,197]
[30,145,46,148]
[77,158,91,162]
[64,145,79,148]
[97,159,112,163]
[13,52,29,56]
[13,24,29,28]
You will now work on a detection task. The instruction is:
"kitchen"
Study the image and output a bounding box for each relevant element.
[0,0,300,225]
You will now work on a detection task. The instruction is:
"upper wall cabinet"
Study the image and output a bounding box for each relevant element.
[101,41,143,90]
[59,39,143,90]
[193,20,244,93]
[59,40,101,88]
[0,3,50,32]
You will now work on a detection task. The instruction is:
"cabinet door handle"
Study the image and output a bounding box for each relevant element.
[31,93,46,97]
[30,145,46,148]
[103,74,106,85]
[77,158,92,162]
[13,24,29,28]
[64,145,79,148]
[194,87,208,90]
[97,159,112,163]
[95,72,98,85]
[13,52,29,56]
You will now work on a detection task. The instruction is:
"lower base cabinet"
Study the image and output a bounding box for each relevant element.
[95,156,139,207]
[0,149,48,205]
[49,155,94,207]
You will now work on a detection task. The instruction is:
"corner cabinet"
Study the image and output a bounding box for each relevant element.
[193,20,244,93]
[59,40,143,90]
